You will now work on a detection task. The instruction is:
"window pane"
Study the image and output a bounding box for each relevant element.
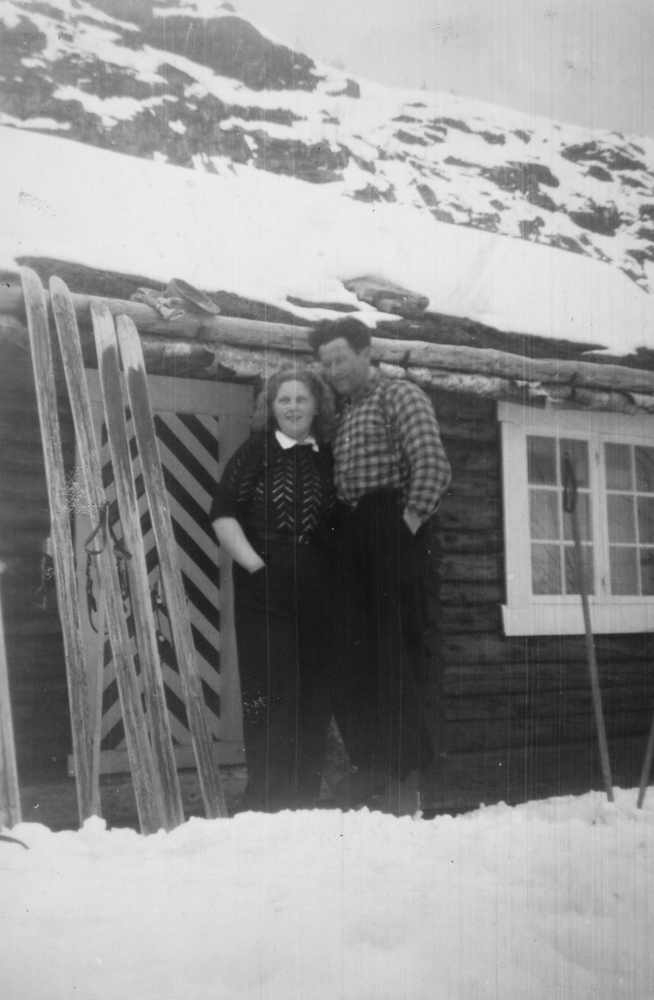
[638,497,654,545]
[564,544,594,595]
[560,439,589,488]
[607,494,636,543]
[636,447,654,493]
[610,546,638,595]
[531,543,561,594]
[605,442,632,490]
[641,549,654,596]
[562,492,592,541]
[530,490,560,539]
[527,436,557,485]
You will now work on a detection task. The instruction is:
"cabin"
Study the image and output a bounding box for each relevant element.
[2,127,654,829]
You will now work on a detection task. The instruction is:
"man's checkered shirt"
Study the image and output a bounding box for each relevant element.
[333,374,451,520]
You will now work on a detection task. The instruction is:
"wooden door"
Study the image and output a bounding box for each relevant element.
[74,374,253,774]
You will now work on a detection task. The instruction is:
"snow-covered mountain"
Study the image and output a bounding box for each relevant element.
[2,0,654,298]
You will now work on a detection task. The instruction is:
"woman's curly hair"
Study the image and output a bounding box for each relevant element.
[250,364,337,442]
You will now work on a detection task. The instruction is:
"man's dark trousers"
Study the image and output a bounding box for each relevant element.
[333,490,434,801]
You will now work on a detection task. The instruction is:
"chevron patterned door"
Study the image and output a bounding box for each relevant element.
[75,374,253,774]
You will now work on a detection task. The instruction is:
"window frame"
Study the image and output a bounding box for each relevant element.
[499,401,654,636]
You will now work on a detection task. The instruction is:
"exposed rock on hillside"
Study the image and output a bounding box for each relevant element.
[1,0,653,292]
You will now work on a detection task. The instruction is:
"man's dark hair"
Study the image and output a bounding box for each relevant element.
[307,317,372,355]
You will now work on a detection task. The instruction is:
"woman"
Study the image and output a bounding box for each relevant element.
[210,366,336,812]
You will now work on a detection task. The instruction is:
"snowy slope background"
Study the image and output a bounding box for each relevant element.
[1,0,654,291]
[1,0,654,359]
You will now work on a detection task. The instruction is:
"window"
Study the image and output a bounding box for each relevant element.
[499,402,654,635]
[604,442,654,596]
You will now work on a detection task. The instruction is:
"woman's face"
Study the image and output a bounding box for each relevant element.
[272,379,317,441]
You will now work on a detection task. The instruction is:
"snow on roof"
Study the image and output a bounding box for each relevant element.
[3,125,653,356]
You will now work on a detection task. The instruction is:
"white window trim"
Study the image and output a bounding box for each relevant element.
[499,401,654,636]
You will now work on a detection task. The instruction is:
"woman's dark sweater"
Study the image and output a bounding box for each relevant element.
[209,431,335,555]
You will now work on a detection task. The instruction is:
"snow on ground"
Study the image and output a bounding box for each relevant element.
[3,125,653,355]
[1,789,652,999]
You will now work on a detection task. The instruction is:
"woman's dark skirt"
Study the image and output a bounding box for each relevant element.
[233,540,332,812]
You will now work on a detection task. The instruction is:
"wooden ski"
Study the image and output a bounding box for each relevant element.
[19,267,99,823]
[116,313,227,818]
[91,301,184,830]
[0,574,21,828]
[50,276,168,834]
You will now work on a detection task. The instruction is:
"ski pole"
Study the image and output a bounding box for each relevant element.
[637,711,654,808]
[562,454,614,802]
[0,568,21,828]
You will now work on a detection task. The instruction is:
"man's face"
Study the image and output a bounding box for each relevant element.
[317,337,371,397]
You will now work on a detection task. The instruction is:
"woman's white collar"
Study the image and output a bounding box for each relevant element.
[275,429,319,451]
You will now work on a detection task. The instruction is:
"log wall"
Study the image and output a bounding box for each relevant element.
[431,387,654,802]
[0,339,73,780]
[1,326,653,804]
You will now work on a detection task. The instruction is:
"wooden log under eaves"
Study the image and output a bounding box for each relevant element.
[373,344,654,396]
[0,284,308,347]
[1,283,654,397]
[116,326,654,398]
[380,363,654,413]
[139,340,297,381]
[544,384,654,414]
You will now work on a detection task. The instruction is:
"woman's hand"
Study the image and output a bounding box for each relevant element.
[246,554,266,574]
[212,517,265,573]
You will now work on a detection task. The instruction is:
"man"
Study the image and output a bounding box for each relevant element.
[309,318,451,814]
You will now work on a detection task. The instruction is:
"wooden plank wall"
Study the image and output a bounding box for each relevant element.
[431,387,654,802]
[0,338,72,780]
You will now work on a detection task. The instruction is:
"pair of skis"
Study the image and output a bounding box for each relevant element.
[21,267,226,831]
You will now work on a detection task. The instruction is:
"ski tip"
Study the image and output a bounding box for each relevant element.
[49,275,76,315]
[19,265,44,294]
[116,312,138,336]
[19,264,39,282]
[19,267,48,317]
[115,314,143,370]
[0,833,29,850]
[89,299,113,321]
[49,274,67,297]
[90,301,120,358]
